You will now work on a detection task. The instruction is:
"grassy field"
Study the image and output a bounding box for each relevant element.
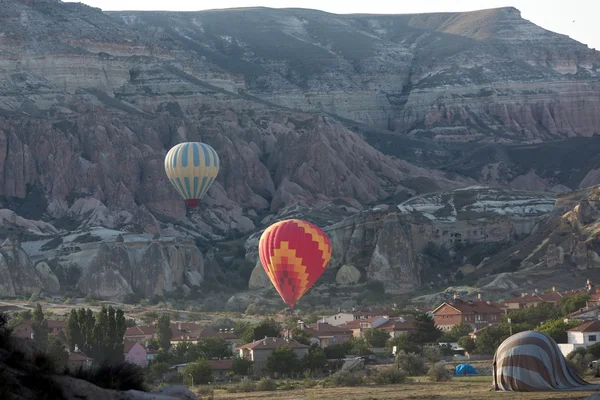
[205,376,600,400]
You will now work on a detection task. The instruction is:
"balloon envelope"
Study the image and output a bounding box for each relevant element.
[259,219,332,308]
[164,142,219,208]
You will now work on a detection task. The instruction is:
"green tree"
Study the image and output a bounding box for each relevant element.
[32,303,48,351]
[144,338,160,351]
[157,314,173,351]
[537,318,581,343]
[412,313,442,344]
[232,356,253,376]
[364,329,390,348]
[457,336,476,353]
[265,345,302,377]
[172,341,195,363]
[423,346,441,363]
[387,334,422,355]
[196,337,233,359]
[323,343,348,359]
[47,337,68,370]
[182,359,214,386]
[561,293,590,316]
[345,337,373,356]
[502,303,558,326]
[148,362,170,382]
[66,309,81,352]
[291,328,313,346]
[303,345,327,375]
[240,318,282,344]
[440,323,473,342]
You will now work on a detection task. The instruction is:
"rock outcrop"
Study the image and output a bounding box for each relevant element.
[248,262,270,289]
[335,264,361,285]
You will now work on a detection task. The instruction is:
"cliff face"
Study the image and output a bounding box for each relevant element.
[1,0,600,299]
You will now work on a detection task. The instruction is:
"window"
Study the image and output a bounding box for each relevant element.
[589,335,597,342]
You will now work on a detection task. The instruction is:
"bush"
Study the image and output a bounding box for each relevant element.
[256,377,277,391]
[428,363,451,382]
[371,367,406,384]
[395,352,425,376]
[69,362,147,391]
[424,346,441,363]
[237,377,256,392]
[329,370,363,387]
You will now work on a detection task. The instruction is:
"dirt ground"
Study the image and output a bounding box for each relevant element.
[207,376,600,400]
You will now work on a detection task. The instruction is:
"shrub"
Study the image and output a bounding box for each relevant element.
[69,362,147,391]
[371,367,406,384]
[423,346,441,363]
[329,370,363,387]
[428,363,451,382]
[237,377,256,392]
[395,352,425,376]
[256,377,277,391]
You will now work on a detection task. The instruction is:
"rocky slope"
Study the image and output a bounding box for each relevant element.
[1,0,600,300]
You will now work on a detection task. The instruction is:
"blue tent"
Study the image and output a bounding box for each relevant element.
[455,364,477,375]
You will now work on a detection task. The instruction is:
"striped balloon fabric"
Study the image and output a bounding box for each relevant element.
[494,331,600,391]
[164,142,220,208]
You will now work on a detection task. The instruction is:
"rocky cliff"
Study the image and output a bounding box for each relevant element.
[1,0,600,299]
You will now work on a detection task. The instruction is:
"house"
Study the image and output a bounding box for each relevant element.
[124,325,157,343]
[237,337,309,370]
[208,359,233,380]
[170,326,239,348]
[67,352,93,370]
[432,297,503,330]
[503,290,564,311]
[302,321,352,347]
[12,320,66,339]
[377,317,414,338]
[564,306,600,323]
[12,321,34,339]
[124,340,147,368]
[558,320,600,356]
[324,307,394,326]
[337,317,389,338]
[588,292,600,308]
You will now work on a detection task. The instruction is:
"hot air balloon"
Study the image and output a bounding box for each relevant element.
[259,219,332,308]
[164,142,219,208]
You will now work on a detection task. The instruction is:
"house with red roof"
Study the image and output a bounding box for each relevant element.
[124,325,157,343]
[67,352,93,370]
[12,320,67,339]
[337,316,389,338]
[432,297,503,330]
[301,321,352,347]
[124,340,147,367]
[323,307,395,327]
[377,317,415,338]
[237,337,309,367]
[559,320,600,356]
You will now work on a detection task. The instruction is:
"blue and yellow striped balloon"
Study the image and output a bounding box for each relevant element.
[164,142,220,208]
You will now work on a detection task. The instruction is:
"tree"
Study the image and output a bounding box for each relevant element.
[303,345,327,375]
[561,293,590,316]
[291,328,313,346]
[196,337,232,359]
[240,318,282,344]
[182,359,214,386]
[47,338,68,370]
[66,309,81,352]
[387,334,422,355]
[458,336,476,353]
[502,303,558,326]
[148,362,170,382]
[412,313,442,344]
[345,337,373,356]
[423,346,441,363]
[157,314,172,351]
[324,343,347,359]
[144,338,160,351]
[537,318,581,343]
[32,303,48,351]
[232,356,253,376]
[440,323,473,342]
[265,345,302,377]
[364,329,390,348]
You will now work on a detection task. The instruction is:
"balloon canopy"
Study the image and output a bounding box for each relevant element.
[259,219,332,308]
[164,142,219,208]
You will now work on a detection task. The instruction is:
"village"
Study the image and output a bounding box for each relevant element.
[8,278,600,386]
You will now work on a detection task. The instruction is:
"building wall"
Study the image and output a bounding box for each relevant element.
[324,313,354,326]
[12,322,33,339]
[124,343,147,367]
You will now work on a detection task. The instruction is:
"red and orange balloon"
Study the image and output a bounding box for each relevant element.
[258,219,332,308]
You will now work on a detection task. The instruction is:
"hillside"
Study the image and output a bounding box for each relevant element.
[1,0,600,304]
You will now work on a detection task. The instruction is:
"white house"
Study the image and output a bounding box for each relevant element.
[558,320,600,356]
[324,307,393,327]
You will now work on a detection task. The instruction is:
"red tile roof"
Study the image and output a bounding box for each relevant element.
[378,317,414,332]
[68,352,92,361]
[504,292,564,304]
[338,317,384,330]
[125,325,156,337]
[208,360,233,370]
[236,337,309,350]
[124,340,145,353]
[433,299,503,315]
[305,322,352,337]
[47,320,66,329]
[568,320,600,333]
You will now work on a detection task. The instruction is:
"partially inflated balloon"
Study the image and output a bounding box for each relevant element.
[164,142,219,208]
[259,219,332,308]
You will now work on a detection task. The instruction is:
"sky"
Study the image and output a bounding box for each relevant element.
[65,0,600,50]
